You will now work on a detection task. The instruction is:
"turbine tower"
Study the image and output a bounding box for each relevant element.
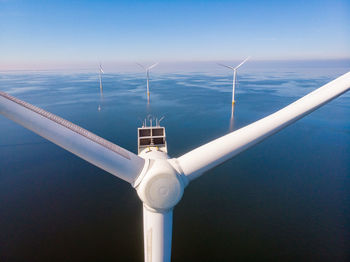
[219,57,250,105]
[0,72,349,262]
[138,63,159,102]
[98,63,104,111]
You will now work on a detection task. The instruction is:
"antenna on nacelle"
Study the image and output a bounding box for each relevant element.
[157,116,165,126]
[143,115,165,128]
[138,115,168,154]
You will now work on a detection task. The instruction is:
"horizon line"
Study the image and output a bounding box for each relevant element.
[1,58,349,72]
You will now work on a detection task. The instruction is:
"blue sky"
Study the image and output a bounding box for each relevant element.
[1,0,349,69]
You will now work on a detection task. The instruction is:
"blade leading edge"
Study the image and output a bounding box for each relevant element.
[217,63,234,70]
[234,56,250,70]
[147,63,159,71]
[0,91,145,184]
[177,71,350,181]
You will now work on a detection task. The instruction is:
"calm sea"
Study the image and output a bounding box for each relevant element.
[0,61,349,261]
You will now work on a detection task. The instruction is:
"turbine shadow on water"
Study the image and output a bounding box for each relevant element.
[98,63,104,111]
[146,100,152,114]
[229,105,235,132]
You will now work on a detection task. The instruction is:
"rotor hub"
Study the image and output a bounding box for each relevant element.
[136,159,184,211]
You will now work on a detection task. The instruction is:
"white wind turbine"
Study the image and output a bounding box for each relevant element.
[98,63,104,111]
[137,63,159,102]
[0,72,350,262]
[219,57,250,105]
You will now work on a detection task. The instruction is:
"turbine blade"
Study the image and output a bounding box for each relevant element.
[177,72,350,181]
[137,63,146,70]
[0,91,145,184]
[99,63,105,74]
[143,205,172,262]
[234,56,250,70]
[147,62,159,70]
[217,63,235,70]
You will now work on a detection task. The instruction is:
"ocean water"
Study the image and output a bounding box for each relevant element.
[0,63,349,261]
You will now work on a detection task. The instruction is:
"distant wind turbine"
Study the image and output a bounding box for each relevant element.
[0,71,350,262]
[98,63,104,111]
[137,63,159,102]
[219,57,250,105]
